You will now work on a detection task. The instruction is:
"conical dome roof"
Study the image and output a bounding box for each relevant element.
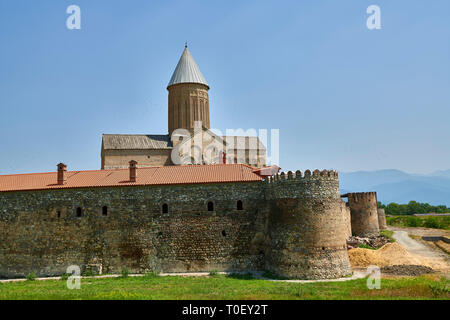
[167,46,209,89]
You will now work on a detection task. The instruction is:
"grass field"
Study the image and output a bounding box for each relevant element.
[0,273,449,300]
[387,215,450,230]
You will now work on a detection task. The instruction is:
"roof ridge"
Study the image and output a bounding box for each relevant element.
[0,164,248,178]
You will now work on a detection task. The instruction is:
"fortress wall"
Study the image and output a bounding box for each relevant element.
[346,192,380,237]
[264,170,352,279]
[377,208,387,230]
[0,182,266,278]
[342,201,352,239]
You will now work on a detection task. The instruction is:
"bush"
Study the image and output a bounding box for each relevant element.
[424,217,440,229]
[60,273,70,281]
[209,270,218,276]
[406,216,420,227]
[121,268,130,278]
[26,273,36,281]
[82,270,93,277]
[227,272,254,280]
[429,279,450,298]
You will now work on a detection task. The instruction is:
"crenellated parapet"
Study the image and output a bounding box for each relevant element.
[264,169,341,202]
[342,192,377,203]
[265,169,338,183]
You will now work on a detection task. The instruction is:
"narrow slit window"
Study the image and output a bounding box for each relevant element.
[207,201,214,212]
[102,206,108,216]
[162,203,168,214]
[237,200,243,211]
[76,207,83,217]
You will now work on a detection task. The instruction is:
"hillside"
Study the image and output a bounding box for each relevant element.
[340,169,450,206]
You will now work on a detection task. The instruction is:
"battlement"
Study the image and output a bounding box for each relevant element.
[265,169,338,183]
[341,192,377,203]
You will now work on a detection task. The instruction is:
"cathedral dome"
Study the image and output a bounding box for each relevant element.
[167,46,209,89]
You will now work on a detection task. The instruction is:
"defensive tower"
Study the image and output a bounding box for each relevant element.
[264,170,352,279]
[342,192,380,237]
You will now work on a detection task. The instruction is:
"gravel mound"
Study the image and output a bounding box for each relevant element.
[381,265,435,276]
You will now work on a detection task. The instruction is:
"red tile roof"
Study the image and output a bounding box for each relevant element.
[0,164,263,192]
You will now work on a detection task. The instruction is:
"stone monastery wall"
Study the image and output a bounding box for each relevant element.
[0,169,352,280]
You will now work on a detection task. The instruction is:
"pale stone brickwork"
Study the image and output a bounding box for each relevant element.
[0,170,351,280]
[102,149,173,169]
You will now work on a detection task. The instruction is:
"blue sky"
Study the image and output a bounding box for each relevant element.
[1,0,449,175]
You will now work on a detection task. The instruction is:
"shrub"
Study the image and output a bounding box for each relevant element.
[83,270,93,277]
[406,216,420,227]
[227,272,254,280]
[121,268,130,278]
[424,217,440,229]
[209,270,218,276]
[60,273,70,281]
[26,272,36,281]
[429,280,450,298]
[261,270,288,280]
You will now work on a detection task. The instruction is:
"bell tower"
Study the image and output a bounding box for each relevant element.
[167,45,210,135]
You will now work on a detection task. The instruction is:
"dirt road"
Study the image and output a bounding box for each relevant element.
[390,227,449,272]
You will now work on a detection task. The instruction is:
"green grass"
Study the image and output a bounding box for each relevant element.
[357,243,377,250]
[387,216,450,230]
[0,273,448,300]
[380,229,395,242]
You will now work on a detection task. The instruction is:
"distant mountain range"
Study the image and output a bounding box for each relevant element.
[339,169,450,206]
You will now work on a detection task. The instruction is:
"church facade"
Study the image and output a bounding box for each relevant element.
[101,46,267,170]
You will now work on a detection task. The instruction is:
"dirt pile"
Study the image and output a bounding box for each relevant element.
[381,265,434,276]
[348,242,434,268]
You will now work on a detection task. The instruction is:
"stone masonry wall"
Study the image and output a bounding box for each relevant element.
[0,182,266,278]
[264,170,352,280]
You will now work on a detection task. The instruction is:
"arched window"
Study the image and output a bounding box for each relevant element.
[237,200,243,211]
[207,201,214,212]
[162,203,169,214]
[76,207,83,217]
[102,206,108,216]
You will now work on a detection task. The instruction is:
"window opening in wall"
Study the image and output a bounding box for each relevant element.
[207,201,214,212]
[76,207,83,217]
[102,206,108,216]
[162,203,168,214]
[222,230,227,237]
[57,211,61,218]
[237,200,243,211]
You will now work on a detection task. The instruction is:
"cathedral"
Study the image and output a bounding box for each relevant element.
[101,45,267,170]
